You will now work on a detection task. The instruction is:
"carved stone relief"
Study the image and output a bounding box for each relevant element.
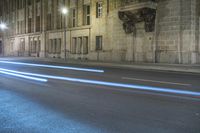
[119,1,157,34]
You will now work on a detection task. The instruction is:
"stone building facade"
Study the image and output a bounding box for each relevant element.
[0,0,200,64]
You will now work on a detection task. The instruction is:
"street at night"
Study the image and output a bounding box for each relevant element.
[0,59,199,133]
[1,0,200,132]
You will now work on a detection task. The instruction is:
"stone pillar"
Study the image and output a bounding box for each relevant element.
[156,0,200,64]
[156,0,181,63]
[40,0,47,58]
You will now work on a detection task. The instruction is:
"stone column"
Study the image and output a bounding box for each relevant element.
[40,0,47,57]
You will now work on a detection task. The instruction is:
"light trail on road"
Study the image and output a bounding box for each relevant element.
[1,68,200,97]
[122,77,191,86]
[0,70,48,82]
[0,61,104,73]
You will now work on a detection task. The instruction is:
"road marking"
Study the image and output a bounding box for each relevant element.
[0,60,104,73]
[0,70,48,82]
[122,77,191,86]
[1,68,200,97]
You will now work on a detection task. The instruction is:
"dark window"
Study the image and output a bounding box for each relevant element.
[28,0,32,6]
[83,36,88,54]
[72,9,76,27]
[71,37,77,54]
[47,14,52,30]
[36,1,41,32]
[84,5,90,25]
[96,36,102,51]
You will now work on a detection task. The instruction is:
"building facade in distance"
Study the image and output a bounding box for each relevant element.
[0,0,200,64]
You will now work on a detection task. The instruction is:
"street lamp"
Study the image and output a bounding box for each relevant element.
[61,7,68,15]
[61,7,68,61]
[0,22,8,31]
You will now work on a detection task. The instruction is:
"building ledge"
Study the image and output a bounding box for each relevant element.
[119,1,157,12]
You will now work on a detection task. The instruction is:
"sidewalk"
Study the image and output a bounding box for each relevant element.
[1,57,200,74]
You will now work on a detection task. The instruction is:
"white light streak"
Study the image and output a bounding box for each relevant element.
[0,68,200,97]
[0,70,48,82]
[0,61,104,73]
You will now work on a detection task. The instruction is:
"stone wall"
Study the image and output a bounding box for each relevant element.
[156,0,200,64]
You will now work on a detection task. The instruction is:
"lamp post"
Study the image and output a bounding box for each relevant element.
[61,7,68,61]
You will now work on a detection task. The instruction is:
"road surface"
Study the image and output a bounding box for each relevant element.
[0,59,200,133]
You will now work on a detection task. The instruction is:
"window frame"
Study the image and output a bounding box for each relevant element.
[96,1,103,18]
[96,36,103,51]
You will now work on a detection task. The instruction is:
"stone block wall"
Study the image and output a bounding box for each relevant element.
[156,0,200,64]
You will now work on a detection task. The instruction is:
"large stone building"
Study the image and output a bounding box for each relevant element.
[0,0,200,64]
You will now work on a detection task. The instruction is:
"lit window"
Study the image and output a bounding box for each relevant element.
[96,2,103,18]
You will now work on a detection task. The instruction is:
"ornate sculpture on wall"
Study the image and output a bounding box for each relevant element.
[141,8,156,32]
[118,0,157,34]
[118,11,137,34]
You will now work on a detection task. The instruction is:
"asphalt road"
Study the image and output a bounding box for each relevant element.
[0,59,200,133]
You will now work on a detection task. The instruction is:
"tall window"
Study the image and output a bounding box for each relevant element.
[17,0,25,9]
[84,5,90,25]
[96,2,103,18]
[11,0,16,11]
[77,37,82,54]
[72,9,76,27]
[36,0,41,32]
[56,0,62,29]
[48,39,53,53]
[37,37,41,53]
[28,3,33,33]
[31,39,37,53]
[29,37,33,53]
[30,37,40,53]
[10,40,14,52]
[71,37,77,54]
[56,39,61,54]
[48,39,61,54]
[96,36,102,51]
[47,0,53,30]
[83,37,88,54]
[27,0,31,6]
[70,36,89,54]
[19,38,25,53]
